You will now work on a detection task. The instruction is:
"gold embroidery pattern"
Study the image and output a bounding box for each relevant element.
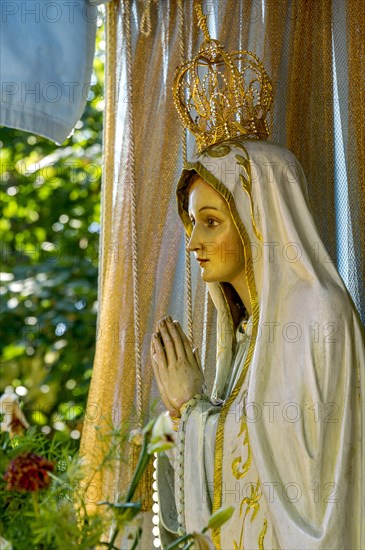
[258,518,268,550]
[235,151,263,242]
[234,480,267,550]
[231,409,267,549]
[231,412,251,479]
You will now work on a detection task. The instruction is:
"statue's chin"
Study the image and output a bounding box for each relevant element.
[201,272,217,283]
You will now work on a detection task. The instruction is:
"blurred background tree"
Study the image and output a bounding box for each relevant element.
[0,16,105,447]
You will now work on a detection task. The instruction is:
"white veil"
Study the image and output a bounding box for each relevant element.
[177,138,365,549]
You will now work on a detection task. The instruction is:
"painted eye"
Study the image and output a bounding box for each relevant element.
[207,218,218,227]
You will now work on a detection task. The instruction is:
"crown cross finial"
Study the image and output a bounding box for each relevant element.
[195,2,211,43]
[173,4,273,153]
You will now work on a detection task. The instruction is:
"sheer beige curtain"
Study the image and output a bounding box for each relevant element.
[80,0,199,512]
[80,0,364,520]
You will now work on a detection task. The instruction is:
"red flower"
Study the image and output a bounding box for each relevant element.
[4,452,54,492]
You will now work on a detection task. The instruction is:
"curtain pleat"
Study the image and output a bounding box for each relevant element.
[347,0,365,319]
[263,0,291,137]
[286,0,336,262]
[80,0,185,509]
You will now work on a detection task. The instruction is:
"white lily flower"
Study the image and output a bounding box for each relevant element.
[0,393,29,436]
[0,535,13,549]
[147,413,175,454]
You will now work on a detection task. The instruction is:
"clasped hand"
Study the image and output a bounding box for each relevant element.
[151,316,205,417]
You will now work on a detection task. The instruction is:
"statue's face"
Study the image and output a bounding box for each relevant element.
[187,176,245,284]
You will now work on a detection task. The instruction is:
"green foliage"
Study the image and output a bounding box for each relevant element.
[0,411,228,549]
[0,18,105,440]
[0,413,171,549]
[0,426,110,549]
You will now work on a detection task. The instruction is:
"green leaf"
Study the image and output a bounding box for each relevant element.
[98,501,142,525]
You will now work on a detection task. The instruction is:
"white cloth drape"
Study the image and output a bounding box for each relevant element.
[0,0,101,143]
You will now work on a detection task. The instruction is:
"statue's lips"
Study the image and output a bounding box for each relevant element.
[197,258,209,266]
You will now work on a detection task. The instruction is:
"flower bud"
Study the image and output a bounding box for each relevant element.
[206,505,234,530]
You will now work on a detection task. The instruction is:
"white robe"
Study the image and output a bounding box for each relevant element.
[158,139,365,550]
[171,318,281,549]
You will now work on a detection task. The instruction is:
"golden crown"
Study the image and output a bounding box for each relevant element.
[173,4,273,153]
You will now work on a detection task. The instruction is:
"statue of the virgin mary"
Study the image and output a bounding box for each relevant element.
[151,8,365,550]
